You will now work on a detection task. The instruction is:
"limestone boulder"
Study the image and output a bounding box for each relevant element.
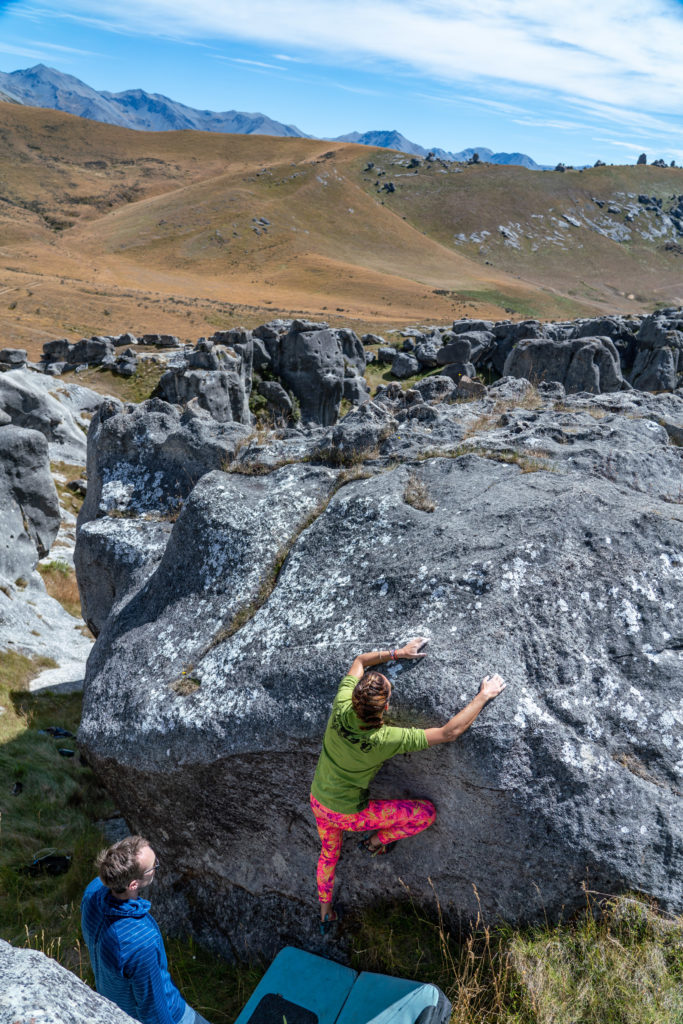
[0,424,60,578]
[0,368,104,463]
[0,939,137,1024]
[78,383,683,961]
[0,422,90,669]
[503,336,624,393]
[257,380,293,417]
[75,519,172,636]
[629,312,683,391]
[0,348,27,371]
[75,398,253,628]
[268,322,346,425]
[158,337,253,424]
[342,375,370,406]
[391,352,420,379]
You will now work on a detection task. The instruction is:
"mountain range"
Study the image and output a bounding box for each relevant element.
[0,64,543,168]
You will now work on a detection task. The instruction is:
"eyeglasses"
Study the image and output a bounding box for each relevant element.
[141,857,160,877]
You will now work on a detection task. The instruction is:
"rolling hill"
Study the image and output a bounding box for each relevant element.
[1,103,682,357]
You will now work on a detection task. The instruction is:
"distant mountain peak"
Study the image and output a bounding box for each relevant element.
[0,64,310,138]
[0,64,542,166]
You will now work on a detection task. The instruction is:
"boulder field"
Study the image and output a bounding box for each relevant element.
[75,358,683,959]
[32,308,683,429]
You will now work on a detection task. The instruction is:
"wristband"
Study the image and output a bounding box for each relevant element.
[390,648,397,661]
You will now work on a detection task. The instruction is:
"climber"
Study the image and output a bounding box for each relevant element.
[310,638,505,933]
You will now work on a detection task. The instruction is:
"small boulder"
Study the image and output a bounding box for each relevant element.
[455,375,487,399]
[0,348,27,371]
[140,334,181,348]
[343,376,370,405]
[257,380,293,416]
[440,361,477,382]
[391,352,420,379]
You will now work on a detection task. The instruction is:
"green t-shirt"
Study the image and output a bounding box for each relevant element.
[310,674,429,814]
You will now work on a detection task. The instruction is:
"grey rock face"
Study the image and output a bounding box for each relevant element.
[342,375,370,405]
[414,341,440,368]
[75,398,252,626]
[322,400,396,462]
[0,348,27,370]
[158,368,252,423]
[504,336,624,393]
[630,313,683,391]
[75,518,172,636]
[115,348,138,378]
[43,338,73,363]
[0,425,60,576]
[436,336,473,365]
[140,333,181,348]
[268,323,346,425]
[157,336,253,424]
[0,420,90,671]
[0,939,137,1024]
[0,369,103,463]
[338,328,366,376]
[411,375,457,403]
[70,337,115,366]
[257,380,293,416]
[452,319,494,334]
[78,379,683,961]
[440,360,476,382]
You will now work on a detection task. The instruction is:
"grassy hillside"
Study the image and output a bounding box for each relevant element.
[1,104,683,358]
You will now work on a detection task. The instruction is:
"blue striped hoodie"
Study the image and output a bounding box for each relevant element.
[81,877,186,1024]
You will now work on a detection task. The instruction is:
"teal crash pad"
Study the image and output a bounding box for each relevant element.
[336,971,442,1024]
[234,947,356,1024]
[233,946,450,1024]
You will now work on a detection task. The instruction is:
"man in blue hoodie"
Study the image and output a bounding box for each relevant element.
[81,835,212,1024]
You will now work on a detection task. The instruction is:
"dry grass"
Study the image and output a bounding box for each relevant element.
[403,473,436,512]
[553,402,609,419]
[463,412,498,438]
[510,892,683,1024]
[37,560,82,619]
[11,104,683,357]
[51,461,87,518]
[351,887,683,1024]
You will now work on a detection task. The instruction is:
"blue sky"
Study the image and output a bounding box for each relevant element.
[1,0,683,166]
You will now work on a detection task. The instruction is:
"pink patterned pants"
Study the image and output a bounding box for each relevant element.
[310,793,437,905]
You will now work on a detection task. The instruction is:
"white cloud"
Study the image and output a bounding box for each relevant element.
[226,57,286,70]
[0,37,105,61]
[21,0,683,146]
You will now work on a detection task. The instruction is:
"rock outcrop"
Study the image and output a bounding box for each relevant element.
[503,336,624,393]
[75,398,253,633]
[0,369,103,462]
[253,320,368,424]
[0,424,60,579]
[77,378,683,960]
[0,940,137,1024]
[157,337,253,424]
[0,418,92,670]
